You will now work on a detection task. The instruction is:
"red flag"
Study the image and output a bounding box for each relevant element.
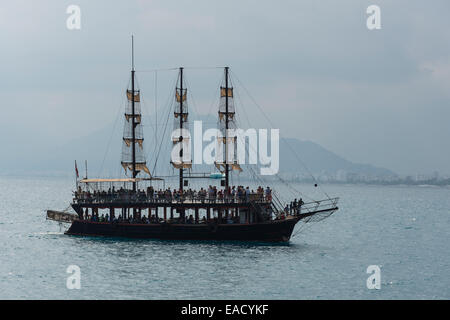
[75,160,79,178]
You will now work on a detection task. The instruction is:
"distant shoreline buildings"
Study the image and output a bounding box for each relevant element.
[277,170,450,186]
[1,169,450,186]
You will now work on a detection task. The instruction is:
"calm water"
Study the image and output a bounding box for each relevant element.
[0,176,449,299]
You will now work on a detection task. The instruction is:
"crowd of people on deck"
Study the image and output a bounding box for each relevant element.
[74,184,311,224]
[74,185,273,204]
[84,211,242,225]
[84,197,306,224]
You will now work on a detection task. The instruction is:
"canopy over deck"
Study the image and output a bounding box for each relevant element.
[79,177,164,183]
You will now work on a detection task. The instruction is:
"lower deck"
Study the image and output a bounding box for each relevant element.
[65,217,300,242]
[71,199,275,225]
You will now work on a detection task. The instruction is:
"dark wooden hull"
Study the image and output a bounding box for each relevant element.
[65,218,300,242]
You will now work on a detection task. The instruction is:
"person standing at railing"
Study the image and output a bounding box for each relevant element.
[224,186,229,203]
[207,186,212,203]
[265,186,272,202]
[231,186,236,203]
[208,185,215,203]
[146,186,152,200]
[298,198,304,215]
[257,186,264,201]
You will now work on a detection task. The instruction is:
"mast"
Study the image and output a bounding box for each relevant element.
[224,67,229,189]
[179,67,184,192]
[216,67,241,187]
[131,35,137,191]
[121,36,151,183]
[171,68,192,186]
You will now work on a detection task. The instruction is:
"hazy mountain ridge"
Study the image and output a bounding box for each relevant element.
[279,138,394,176]
[0,116,396,179]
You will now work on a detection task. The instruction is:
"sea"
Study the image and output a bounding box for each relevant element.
[0,176,449,299]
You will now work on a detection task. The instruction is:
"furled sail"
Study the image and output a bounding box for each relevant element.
[121,88,151,176]
[126,90,140,102]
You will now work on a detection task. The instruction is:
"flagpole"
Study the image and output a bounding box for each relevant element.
[75,160,79,190]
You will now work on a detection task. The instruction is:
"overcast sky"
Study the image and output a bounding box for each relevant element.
[1,0,449,175]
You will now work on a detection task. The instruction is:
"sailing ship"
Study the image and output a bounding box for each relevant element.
[47,37,339,242]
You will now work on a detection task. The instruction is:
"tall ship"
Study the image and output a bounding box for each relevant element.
[47,38,339,242]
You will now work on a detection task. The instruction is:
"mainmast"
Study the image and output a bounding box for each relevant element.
[171,68,192,189]
[179,67,184,192]
[216,67,242,187]
[121,36,151,184]
[224,67,230,189]
[131,36,137,191]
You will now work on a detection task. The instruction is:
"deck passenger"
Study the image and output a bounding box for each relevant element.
[298,198,304,215]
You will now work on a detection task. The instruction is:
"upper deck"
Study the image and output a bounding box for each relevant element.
[72,190,272,209]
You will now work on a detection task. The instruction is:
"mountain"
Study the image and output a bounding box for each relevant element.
[279,138,394,177]
[0,114,396,179]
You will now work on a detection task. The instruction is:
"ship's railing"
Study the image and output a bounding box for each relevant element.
[295,197,339,214]
[273,197,339,220]
[73,192,272,205]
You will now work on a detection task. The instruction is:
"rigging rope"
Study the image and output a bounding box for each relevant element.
[137,66,223,73]
[231,71,331,201]
[183,73,200,120]
[98,77,131,177]
[151,73,179,175]
[233,85,316,203]
[137,67,179,73]
[135,75,154,165]
[154,70,158,164]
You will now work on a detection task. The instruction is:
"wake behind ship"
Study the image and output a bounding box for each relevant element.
[47,37,339,242]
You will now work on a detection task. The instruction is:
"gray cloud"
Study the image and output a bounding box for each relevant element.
[1,0,449,175]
